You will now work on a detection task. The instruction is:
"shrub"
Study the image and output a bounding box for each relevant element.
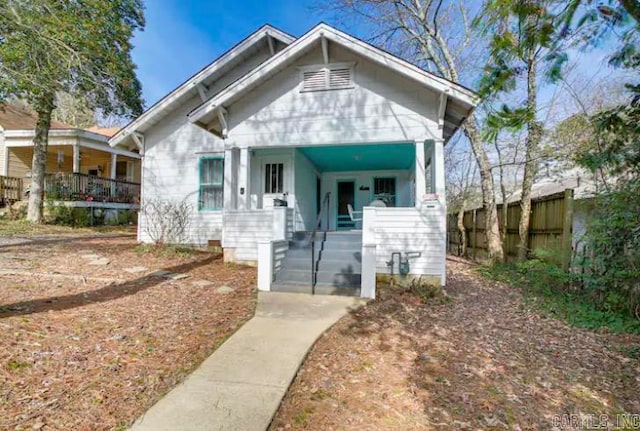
[405,277,451,305]
[574,179,640,319]
[481,255,640,333]
[140,198,192,244]
[47,206,91,227]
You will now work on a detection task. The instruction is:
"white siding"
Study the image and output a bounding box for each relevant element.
[226,43,441,148]
[139,96,225,244]
[139,45,276,245]
[222,210,273,261]
[365,203,446,280]
[293,149,319,231]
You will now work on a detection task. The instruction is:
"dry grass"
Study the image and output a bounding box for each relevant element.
[0,233,257,430]
[271,259,640,430]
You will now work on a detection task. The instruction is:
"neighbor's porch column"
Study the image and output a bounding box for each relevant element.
[414,139,427,206]
[237,147,251,210]
[73,144,80,173]
[110,153,117,180]
[109,153,118,198]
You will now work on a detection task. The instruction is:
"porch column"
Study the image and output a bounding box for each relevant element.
[432,138,445,205]
[414,139,427,206]
[2,146,8,176]
[237,147,251,210]
[109,153,118,198]
[223,149,236,210]
[432,138,447,287]
[110,153,117,180]
[73,144,80,173]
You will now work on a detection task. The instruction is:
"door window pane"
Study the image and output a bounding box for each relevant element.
[264,163,284,194]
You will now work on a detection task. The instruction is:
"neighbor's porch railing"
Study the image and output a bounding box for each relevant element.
[44,172,140,204]
[0,175,23,206]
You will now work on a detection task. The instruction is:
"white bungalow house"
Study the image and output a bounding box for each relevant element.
[109,23,478,298]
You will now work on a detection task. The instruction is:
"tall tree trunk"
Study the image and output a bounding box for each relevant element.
[464,121,504,262]
[494,140,509,255]
[457,206,467,256]
[517,56,542,261]
[27,93,55,223]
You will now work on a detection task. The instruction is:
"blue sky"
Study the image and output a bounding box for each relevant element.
[131,0,623,117]
[132,0,321,107]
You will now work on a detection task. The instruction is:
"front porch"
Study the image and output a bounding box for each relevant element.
[1,136,141,209]
[222,140,446,299]
[224,140,443,228]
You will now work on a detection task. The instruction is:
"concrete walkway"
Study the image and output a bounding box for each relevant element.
[130,292,365,431]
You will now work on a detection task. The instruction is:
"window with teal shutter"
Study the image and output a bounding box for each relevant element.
[199,157,224,210]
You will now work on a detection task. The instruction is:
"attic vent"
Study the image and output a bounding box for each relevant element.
[302,70,326,92]
[300,63,354,92]
[329,68,351,88]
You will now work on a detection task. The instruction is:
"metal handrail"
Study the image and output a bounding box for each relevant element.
[311,192,331,294]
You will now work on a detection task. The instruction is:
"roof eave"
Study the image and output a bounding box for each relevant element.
[188,23,479,127]
[109,24,296,148]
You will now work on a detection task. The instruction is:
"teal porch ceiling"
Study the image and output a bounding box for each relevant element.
[299,143,415,172]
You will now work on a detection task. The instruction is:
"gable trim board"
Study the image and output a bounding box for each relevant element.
[109,25,295,148]
[188,23,478,141]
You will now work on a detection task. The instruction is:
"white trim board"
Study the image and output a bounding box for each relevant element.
[189,23,478,129]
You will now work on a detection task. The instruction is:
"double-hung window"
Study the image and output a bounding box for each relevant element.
[199,156,224,210]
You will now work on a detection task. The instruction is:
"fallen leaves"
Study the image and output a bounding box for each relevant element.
[0,234,257,430]
[270,259,640,431]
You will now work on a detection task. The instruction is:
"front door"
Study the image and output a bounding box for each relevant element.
[336,180,355,230]
[261,160,288,208]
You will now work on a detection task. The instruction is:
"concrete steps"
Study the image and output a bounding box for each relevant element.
[272,231,362,295]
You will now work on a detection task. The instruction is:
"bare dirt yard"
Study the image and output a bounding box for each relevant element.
[0,226,256,431]
[271,259,640,431]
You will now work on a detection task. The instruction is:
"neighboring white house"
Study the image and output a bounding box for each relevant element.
[110,23,478,298]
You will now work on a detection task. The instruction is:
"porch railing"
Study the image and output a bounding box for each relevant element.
[44,172,140,204]
[311,192,331,294]
[0,175,23,206]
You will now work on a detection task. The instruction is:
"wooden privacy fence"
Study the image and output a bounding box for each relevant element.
[0,175,23,206]
[447,189,574,268]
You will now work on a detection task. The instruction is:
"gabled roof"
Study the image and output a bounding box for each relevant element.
[109,24,296,147]
[85,126,121,138]
[188,23,479,140]
[0,104,72,131]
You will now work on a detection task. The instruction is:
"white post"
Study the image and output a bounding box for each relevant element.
[73,145,80,173]
[361,244,377,299]
[110,153,117,180]
[432,138,447,286]
[223,149,235,210]
[272,206,287,241]
[109,153,118,198]
[2,146,8,176]
[257,240,273,291]
[237,147,250,210]
[361,207,377,299]
[414,140,426,206]
[433,138,445,205]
